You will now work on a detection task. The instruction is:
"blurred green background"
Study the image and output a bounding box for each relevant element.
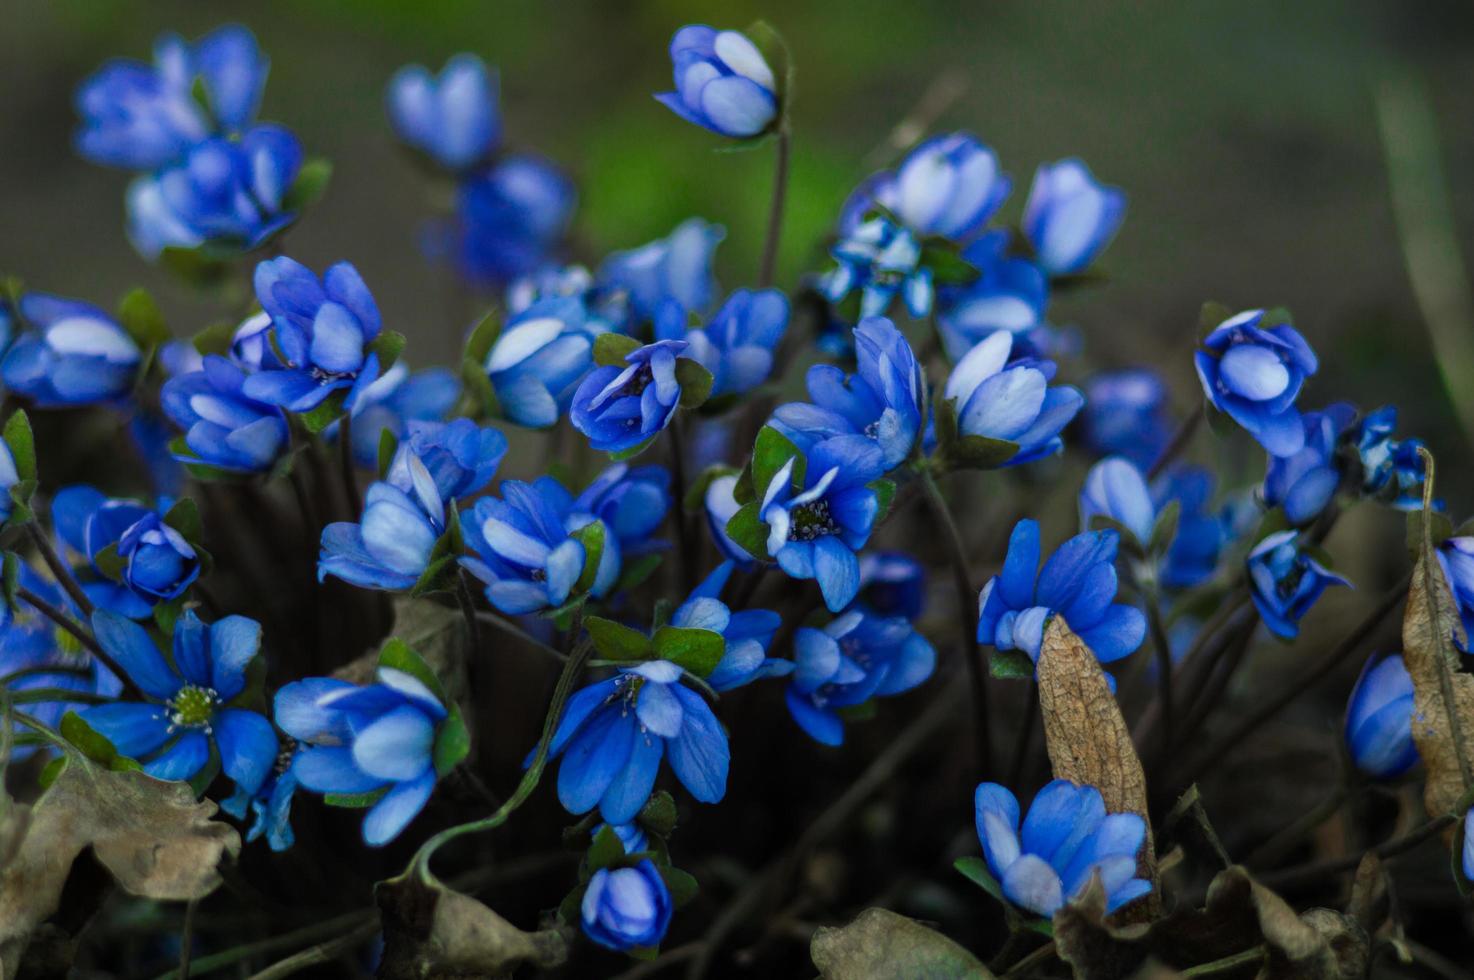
[3,0,1474,491]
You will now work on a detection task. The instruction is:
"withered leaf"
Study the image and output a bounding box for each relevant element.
[810,907,994,979]
[1401,550,1474,822]
[337,598,467,703]
[0,748,239,977]
[1037,618,1158,914]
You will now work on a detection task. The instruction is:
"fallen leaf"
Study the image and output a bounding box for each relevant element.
[336,598,467,703]
[810,907,994,979]
[1401,549,1474,823]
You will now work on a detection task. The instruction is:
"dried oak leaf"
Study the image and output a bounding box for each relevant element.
[810,907,994,979]
[336,598,467,703]
[0,748,239,978]
[1037,617,1158,915]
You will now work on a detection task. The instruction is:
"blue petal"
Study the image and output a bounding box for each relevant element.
[813,536,861,612]
[144,732,210,782]
[209,615,262,700]
[216,708,278,796]
[292,746,384,793]
[665,685,728,802]
[79,702,172,758]
[273,677,356,743]
[91,609,181,699]
[784,686,844,746]
[362,769,435,846]
[1078,605,1147,663]
[599,732,664,825]
[351,704,435,781]
[1001,853,1064,917]
[1000,520,1041,608]
[557,707,635,816]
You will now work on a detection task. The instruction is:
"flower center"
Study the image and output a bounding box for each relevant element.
[619,365,654,399]
[790,500,839,541]
[169,684,220,731]
[53,626,83,657]
[310,365,354,383]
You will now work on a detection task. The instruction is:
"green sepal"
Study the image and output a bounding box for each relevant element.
[1198,300,1235,339]
[116,287,170,348]
[732,460,755,505]
[298,392,346,434]
[162,496,204,545]
[1147,498,1181,557]
[724,502,771,561]
[743,19,791,107]
[651,598,675,631]
[919,241,980,286]
[153,598,183,637]
[281,157,333,213]
[432,708,470,777]
[378,637,448,703]
[751,426,803,498]
[836,699,877,722]
[377,428,399,479]
[685,465,739,512]
[659,865,699,908]
[869,478,896,523]
[953,856,1004,902]
[37,756,65,790]
[610,435,658,462]
[573,521,607,594]
[540,592,588,624]
[593,333,641,367]
[367,330,407,374]
[408,554,458,598]
[989,648,1035,680]
[5,484,33,528]
[168,435,240,483]
[616,554,663,593]
[585,615,653,662]
[637,790,678,838]
[651,626,724,678]
[587,825,626,873]
[3,408,36,483]
[674,357,714,408]
[463,307,502,365]
[192,320,238,357]
[60,711,140,772]
[556,886,584,926]
[93,543,127,584]
[325,787,390,809]
[948,434,1020,471]
[159,245,231,288]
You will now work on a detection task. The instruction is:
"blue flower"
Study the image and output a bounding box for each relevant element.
[571,340,688,454]
[677,562,788,692]
[935,231,1048,361]
[53,486,200,616]
[275,668,451,846]
[126,126,303,259]
[1152,466,1225,590]
[785,609,935,746]
[1344,653,1418,780]
[760,437,887,612]
[319,450,446,592]
[857,551,926,621]
[1080,457,1156,544]
[0,437,18,523]
[395,418,507,501]
[461,475,618,614]
[341,362,460,468]
[820,216,932,319]
[80,610,275,792]
[977,520,1146,664]
[599,821,650,856]
[1262,404,1354,525]
[772,317,925,472]
[241,257,384,413]
[572,463,672,558]
[842,133,1010,242]
[508,264,633,335]
[704,473,751,567]
[74,24,267,170]
[117,511,200,602]
[222,755,299,852]
[600,218,725,322]
[486,297,601,428]
[1080,369,1173,471]
[581,859,673,953]
[1355,406,1428,510]
[655,26,778,139]
[161,355,289,472]
[454,155,576,287]
[386,54,500,171]
[943,330,1084,466]
[1,294,141,406]
[1437,537,1474,652]
[973,780,1150,918]
[1246,529,1350,640]
[1465,810,1474,883]
[1195,309,1319,457]
[542,660,728,824]
[666,288,788,399]
[1021,159,1126,276]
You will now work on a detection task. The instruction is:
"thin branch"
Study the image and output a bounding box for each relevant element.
[758,126,791,288]
[26,521,93,617]
[244,919,378,980]
[17,585,142,700]
[178,900,197,980]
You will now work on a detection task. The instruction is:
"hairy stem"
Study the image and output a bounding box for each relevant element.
[17,585,142,700]
[26,520,92,617]
[758,126,791,289]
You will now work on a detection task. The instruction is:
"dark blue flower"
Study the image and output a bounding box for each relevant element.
[772,317,924,472]
[0,437,17,523]
[841,133,1010,243]
[80,609,275,791]
[977,520,1146,664]
[571,340,688,454]
[1437,537,1474,652]
[935,231,1049,361]
[572,463,672,558]
[1,294,141,406]
[857,551,926,621]
[53,486,199,616]
[1021,159,1126,276]
[275,668,451,846]
[943,330,1084,466]
[820,216,932,319]
[319,450,446,592]
[395,418,507,501]
[785,609,935,745]
[1195,309,1319,457]
[760,437,887,612]
[486,296,601,428]
[541,660,728,824]
[454,155,576,287]
[242,257,384,414]
[664,288,788,398]
[581,859,673,953]
[508,264,633,334]
[1246,529,1350,640]
[600,218,725,322]
[341,361,460,468]
[222,745,299,851]
[973,780,1150,917]
[1152,466,1225,590]
[1344,653,1417,780]
[678,562,788,692]
[1080,368,1173,471]
[74,24,267,170]
[117,511,200,602]
[1262,404,1354,525]
[161,355,289,472]
[386,54,500,171]
[656,26,777,139]
[1355,406,1428,510]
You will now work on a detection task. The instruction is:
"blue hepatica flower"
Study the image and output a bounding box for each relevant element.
[242,257,383,413]
[1080,457,1156,544]
[785,608,936,746]
[161,354,289,473]
[761,437,887,612]
[1080,368,1173,471]
[542,660,729,824]
[936,231,1049,361]
[978,519,1146,665]
[386,54,499,171]
[773,317,924,471]
[943,329,1084,466]
[705,473,751,567]
[857,551,927,621]
[1344,653,1418,780]
[455,155,577,287]
[0,437,18,523]
[665,288,788,399]
[841,133,1010,242]
[343,361,460,468]
[395,418,507,501]
[508,264,633,335]
[974,780,1151,918]
[1262,404,1354,526]
[275,668,451,846]
[319,449,446,592]
[1152,466,1226,590]
[1437,537,1474,652]
[678,562,789,691]
[1021,159,1126,276]
[656,25,778,139]
[1195,309,1319,458]
[1246,529,1350,640]
[74,24,267,171]
[486,296,602,428]
[1466,811,1474,884]
[571,339,688,454]
[53,486,199,616]
[1,294,141,406]
[572,463,672,558]
[223,749,299,852]
[581,859,673,953]
[80,610,275,791]
[820,216,932,319]
[1355,406,1428,510]
[600,218,725,322]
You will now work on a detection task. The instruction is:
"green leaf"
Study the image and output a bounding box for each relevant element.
[92,542,127,583]
[572,521,607,594]
[869,479,896,524]
[378,427,399,479]
[585,616,652,662]
[325,787,390,809]
[751,426,803,499]
[367,330,407,374]
[460,356,500,420]
[1147,498,1181,556]
[724,502,771,561]
[153,599,183,637]
[587,825,626,872]
[162,496,204,544]
[651,598,675,630]
[1198,300,1235,338]
[675,358,714,408]
[116,287,170,348]
[463,306,503,365]
[60,711,139,771]
[638,791,678,838]
[3,409,36,483]
[378,637,448,703]
[281,157,332,212]
[989,648,1035,680]
[433,709,470,776]
[651,626,724,678]
[610,435,658,462]
[159,245,230,288]
[191,319,238,357]
[659,865,699,908]
[919,243,981,286]
[298,392,346,434]
[593,333,641,368]
[946,434,1020,471]
[932,393,961,450]
[953,856,1004,902]
[743,20,791,105]
[732,460,755,505]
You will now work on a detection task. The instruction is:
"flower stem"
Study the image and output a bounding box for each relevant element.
[16,585,142,700]
[668,413,696,591]
[1143,588,1175,763]
[337,413,359,521]
[758,126,791,289]
[1182,947,1266,977]
[1146,409,1203,481]
[177,900,197,980]
[26,520,93,617]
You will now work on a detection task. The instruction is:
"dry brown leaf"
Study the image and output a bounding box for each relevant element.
[810,907,994,979]
[0,750,239,977]
[1037,617,1158,914]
